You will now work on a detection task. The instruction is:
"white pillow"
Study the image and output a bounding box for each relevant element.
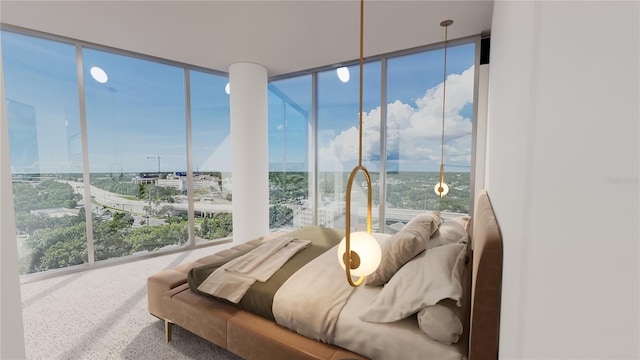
[417,299,464,345]
[427,217,470,250]
[359,242,467,323]
[364,211,440,286]
[448,215,471,233]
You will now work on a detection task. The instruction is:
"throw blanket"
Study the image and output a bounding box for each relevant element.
[272,243,355,343]
[188,226,346,320]
[197,237,311,303]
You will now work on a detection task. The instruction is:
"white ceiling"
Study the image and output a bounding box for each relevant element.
[0,0,493,77]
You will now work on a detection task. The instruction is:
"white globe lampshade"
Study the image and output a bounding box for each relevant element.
[337,231,381,277]
[434,182,449,197]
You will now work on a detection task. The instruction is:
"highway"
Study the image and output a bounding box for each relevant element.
[62,180,463,225]
[63,180,231,217]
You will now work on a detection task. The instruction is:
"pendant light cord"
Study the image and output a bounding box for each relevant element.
[343,0,373,287]
[440,21,449,181]
[440,25,449,176]
[358,0,364,167]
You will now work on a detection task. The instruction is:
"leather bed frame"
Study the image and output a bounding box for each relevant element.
[147,189,502,359]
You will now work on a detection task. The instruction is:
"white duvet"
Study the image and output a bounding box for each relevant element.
[272,240,354,343]
[273,233,467,360]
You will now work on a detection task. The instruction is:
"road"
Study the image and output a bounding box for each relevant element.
[62,180,231,217]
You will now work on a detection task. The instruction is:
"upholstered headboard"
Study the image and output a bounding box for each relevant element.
[468,189,503,360]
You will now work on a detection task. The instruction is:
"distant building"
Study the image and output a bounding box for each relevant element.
[132,176,156,185]
[158,173,187,191]
[292,200,345,229]
[136,172,229,193]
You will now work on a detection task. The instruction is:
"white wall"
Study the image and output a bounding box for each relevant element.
[0,36,27,359]
[487,1,639,359]
[473,61,490,211]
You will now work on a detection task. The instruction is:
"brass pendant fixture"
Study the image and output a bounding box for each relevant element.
[337,0,381,287]
[434,19,452,199]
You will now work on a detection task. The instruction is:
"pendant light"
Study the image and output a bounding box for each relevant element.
[434,20,452,199]
[336,0,381,287]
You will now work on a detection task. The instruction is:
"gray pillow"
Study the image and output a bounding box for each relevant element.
[360,242,467,322]
[417,298,464,345]
[427,216,470,250]
[364,211,440,286]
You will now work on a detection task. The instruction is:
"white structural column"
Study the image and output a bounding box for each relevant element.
[229,62,270,243]
[0,38,27,359]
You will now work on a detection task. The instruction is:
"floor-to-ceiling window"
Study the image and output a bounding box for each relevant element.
[272,40,476,232]
[83,48,189,261]
[3,25,477,276]
[189,70,233,244]
[2,29,232,275]
[3,31,86,274]
[267,76,312,231]
[317,62,382,231]
[385,42,475,225]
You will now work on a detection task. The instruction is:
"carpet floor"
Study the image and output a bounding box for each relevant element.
[20,245,243,360]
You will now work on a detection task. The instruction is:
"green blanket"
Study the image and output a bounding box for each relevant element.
[188,226,345,320]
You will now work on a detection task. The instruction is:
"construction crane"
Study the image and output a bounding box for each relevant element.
[147,154,162,178]
[147,154,184,179]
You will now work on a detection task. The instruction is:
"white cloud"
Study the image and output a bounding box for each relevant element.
[319,65,474,171]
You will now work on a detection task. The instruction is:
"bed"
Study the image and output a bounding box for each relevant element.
[147,189,502,359]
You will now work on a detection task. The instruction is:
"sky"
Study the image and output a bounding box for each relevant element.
[2,29,475,175]
[269,43,475,172]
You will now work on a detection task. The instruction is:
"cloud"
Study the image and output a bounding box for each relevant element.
[319,65,474,172]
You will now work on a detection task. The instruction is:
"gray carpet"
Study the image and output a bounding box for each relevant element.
[20,246,243,360]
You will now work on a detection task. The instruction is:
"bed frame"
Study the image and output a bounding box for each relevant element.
[147,189,503,359]
[468,189,503,360]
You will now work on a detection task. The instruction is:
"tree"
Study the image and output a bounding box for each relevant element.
[38,234,87,271]
[166,215,185,224]
[157,205,175,218]
[270,204,293,228]
[126,223,188,252]
[197,212,233,240]
[27,223,87,272]
[12,180,77,213]
[93,213,133,261]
